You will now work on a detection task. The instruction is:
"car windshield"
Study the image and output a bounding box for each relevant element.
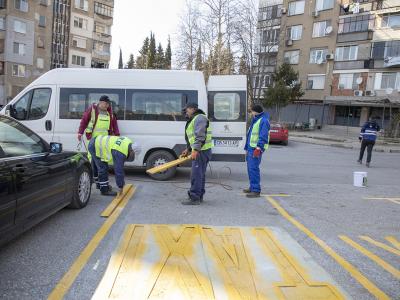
[0,117,45,158]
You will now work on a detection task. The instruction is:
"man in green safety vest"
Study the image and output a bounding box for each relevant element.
[244,104,270,198]
[88,136,135,196]
[78,95,120,189]
[181,103,213,205]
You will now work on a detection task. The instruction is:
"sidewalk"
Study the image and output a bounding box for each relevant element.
[289,125,400,153]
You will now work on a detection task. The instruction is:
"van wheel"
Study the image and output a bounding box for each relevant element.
[146,150,176,181]
[68,166,91,209]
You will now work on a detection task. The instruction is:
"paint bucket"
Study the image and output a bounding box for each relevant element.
[353,171,367,187]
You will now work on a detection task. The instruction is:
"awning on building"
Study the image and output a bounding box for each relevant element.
[324,96,400,107]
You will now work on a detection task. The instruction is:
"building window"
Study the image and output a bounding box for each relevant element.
[40,0,48,6]
[75,0,88,11]
[381,14,400,28]
[315,0,334,11]
[338,73,360,89]
[13,20,27,34]
[39,15,46,27]
[0,17,4,30]
[284,50,300,64]
[307,75,325,89]
[0,61,4,75]
[12,64,26,77]
[37,36,45,48]
[15,0,28,12]
[335,45,358,61]
[13,42,26,55]
[37,58,44,69]
[259,4,282,21]
[338,15,375,34]
[309,48,328,64]
[95,22,111,35]
[261,28,280,46]
[312,20,331,38]
[72,36,87,49]
[0,39,4,53]
[93,41,110,55]
[374,72,400,90]
[94,2,113,17]
[72,55,86,66]
[73,16,88,30]
[288,0,305,16]
[286,25,302,40]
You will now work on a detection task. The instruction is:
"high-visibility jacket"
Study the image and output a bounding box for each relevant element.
[95,136,132,164]
[87,109,111,139]
[249,117,270,150]
[359,121,380,142]
[185,114,213,151]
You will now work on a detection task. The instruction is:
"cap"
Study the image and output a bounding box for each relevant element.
[99,95,111,103]
[250,104,264,114]
[183,102,198,110]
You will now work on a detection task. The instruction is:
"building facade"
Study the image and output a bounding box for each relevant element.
[0,0,113,106]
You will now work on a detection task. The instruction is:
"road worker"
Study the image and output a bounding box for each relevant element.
[88,136,135,196]
[181,103,213,205]
[77,95,120,189]
[358,117,380,167]
[244,104,270,198]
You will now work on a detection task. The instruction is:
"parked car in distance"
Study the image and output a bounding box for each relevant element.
[269,123,289,146]
[0,115,92,246]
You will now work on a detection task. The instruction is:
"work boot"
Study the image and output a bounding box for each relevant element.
[246,192,261,198]
[366,162,370,168]
[181,198,201,205]
[243,188,251,194]
[357,160,362,164]
[101,185,117,196]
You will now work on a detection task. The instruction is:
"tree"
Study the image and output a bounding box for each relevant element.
[264,63,304,121]
[238,54,248,75]
[118,48,123,69]
[155,43,165,69]
[147,32,157,69]
[195,43,203,71]
[126,54,135,69]
[164,36,172,69]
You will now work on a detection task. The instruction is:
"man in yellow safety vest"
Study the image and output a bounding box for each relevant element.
[243,104,270,198]
[88,135,135,196]
[181,103,213,205]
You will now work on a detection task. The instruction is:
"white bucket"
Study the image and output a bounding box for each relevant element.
[353,172,367,187]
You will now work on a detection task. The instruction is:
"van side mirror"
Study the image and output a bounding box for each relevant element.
[5,104,12,117]
[50,142,63,154]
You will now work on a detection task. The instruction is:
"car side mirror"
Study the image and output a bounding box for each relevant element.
[50,142,63,154]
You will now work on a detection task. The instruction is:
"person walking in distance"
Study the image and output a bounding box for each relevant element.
[358,117,380,167]
[244,104,270,198]
[77,95,120,189]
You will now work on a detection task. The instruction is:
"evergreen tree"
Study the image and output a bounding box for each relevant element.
[126,54,135,69]
[195,44,203,71]
[118,48,123,69]
[136,37,150,69]
[155,43,165,69]
[147,32,157,69]
[164,36,172,69]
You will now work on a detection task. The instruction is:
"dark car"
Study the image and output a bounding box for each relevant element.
[0,115,92,246]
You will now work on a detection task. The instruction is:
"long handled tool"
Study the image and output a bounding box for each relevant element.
[146,156,192,175]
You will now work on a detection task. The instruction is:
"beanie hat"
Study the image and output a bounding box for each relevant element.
[99,95,111,103]
[251,104,264,114]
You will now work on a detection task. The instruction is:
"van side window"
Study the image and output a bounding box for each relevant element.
[60,88,125,120]
[208,91,246,122]
[12,91,31,120]
[125,90,198,121]
[11,88,52,120]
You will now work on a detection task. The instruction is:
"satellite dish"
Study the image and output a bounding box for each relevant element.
[325,26,333,34]
[386,88,394,95]
[356,77,363,85]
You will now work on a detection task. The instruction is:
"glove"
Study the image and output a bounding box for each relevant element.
[78,133,82,141]
[191,150,199,160]
[253,147,262,158]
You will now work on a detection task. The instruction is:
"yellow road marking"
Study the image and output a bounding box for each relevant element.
[266,196,390,300]
[386,236,400,250]
[359,236,400,256]
[340,235,400,279]
[101,185,133,217]
[47,184,136,300]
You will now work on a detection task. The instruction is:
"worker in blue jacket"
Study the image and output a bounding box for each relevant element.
[244,104,270,198]
[358,117,380,167]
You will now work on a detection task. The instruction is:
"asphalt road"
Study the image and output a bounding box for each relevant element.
[0,142,399,299]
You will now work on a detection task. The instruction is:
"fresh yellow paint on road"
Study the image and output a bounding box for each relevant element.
[359,235,400,256]
[386,236,400,250]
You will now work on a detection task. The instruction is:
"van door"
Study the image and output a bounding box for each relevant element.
[207,76,247,162]
[7,86,56,143]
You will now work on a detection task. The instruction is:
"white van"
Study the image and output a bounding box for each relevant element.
[1,69,247,180]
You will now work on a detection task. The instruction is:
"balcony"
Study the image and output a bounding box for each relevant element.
[372,0,400,11]
[340,1,373,16]
[334,59,374,70]
[93,32,112,44]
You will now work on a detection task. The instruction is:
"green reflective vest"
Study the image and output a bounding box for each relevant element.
[86,108,110,139]
[186,114,213,151]
[249,118,270,150]
[95,136,132,164]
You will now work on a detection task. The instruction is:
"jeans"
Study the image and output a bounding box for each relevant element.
[89,139,110,192]
[246,148,263,193]
[359,140,375,163]
[189,149,212,201]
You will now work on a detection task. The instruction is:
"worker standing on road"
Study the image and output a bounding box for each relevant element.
[88,136,135,196]
[181,103,213,205]
[77,95,120,189]
[244,104,270,198]
[358,117,380,167]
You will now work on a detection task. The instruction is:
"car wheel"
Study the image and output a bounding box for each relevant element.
[146,150,176,181]
[282,140,288,146]
[68,166,91,209]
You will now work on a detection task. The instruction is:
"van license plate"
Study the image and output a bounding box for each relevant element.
[214,139,240,147]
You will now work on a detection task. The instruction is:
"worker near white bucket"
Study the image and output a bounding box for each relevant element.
[358,117,380,167]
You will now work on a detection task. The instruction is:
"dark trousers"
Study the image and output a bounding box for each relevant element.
[246,148,263,193]
[359,140,375,163]
[189,149,212,201]
[89,139,109,192]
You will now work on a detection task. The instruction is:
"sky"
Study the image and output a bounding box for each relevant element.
[110,0,186,69]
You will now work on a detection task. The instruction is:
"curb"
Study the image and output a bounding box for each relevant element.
[390,149,400,153]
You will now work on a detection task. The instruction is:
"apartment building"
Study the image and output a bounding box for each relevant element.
[0,0,114,106]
